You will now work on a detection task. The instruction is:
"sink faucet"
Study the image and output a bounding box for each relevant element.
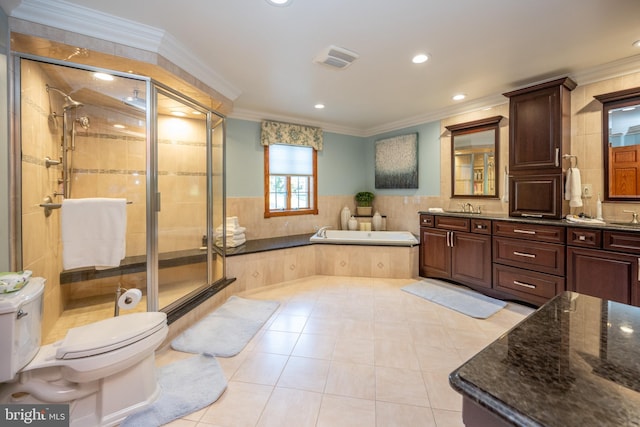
[464,202,474,213]
[623,210,640,224]
[317,226,332,238]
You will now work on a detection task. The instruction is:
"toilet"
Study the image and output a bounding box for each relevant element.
[0,277,168,427]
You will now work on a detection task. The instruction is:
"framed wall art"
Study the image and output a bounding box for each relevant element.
[375,133,419,189]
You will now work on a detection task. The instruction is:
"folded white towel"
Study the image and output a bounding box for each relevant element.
[225,216,239,228]
[565,215,605,225]
[215,233,246,248]
[62,198,127,270]
[214,226,246,236]
[565,167,583,207]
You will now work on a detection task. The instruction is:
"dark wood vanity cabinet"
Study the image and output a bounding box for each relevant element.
[419,214,640,307]
[567,228,639,306]
[492,221,566,305]
[504,77,576,219]
[419,215,492,290]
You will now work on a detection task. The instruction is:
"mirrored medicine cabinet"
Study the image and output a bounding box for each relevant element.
[595,87,640,201]
[446,116,502,198]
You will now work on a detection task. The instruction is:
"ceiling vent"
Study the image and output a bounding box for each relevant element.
[313,45,359,69]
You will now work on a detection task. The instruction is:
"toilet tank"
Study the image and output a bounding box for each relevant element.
[0,277,45,382]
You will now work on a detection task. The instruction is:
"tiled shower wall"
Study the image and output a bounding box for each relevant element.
[21,59,65,337]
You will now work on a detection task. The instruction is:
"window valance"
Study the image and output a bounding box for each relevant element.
[261,120,323,151]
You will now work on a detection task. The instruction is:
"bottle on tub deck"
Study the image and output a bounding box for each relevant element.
[348,216,358,231]
[372,211,382,231]
[340,206,351,230]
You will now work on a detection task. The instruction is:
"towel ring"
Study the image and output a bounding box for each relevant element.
[563,154,578,168]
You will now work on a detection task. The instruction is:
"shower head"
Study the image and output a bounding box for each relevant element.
[123,89,146,111]
[46,84,84,110]
[64,98,84,110]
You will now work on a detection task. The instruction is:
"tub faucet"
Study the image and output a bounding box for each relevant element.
[317,226,332,238]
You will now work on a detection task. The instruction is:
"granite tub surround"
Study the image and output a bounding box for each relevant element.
[450,292,640,427]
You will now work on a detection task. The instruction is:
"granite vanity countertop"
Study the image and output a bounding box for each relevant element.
[449,292,640,427]
[418,210,640,232]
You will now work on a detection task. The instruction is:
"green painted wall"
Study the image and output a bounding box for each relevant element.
[225,118,441,198]
[366,122,441,196]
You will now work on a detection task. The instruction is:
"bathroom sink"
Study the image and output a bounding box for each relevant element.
[610,222,640,227]
[444,210,481,215]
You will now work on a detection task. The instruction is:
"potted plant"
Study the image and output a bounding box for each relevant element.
[355,191,375,216]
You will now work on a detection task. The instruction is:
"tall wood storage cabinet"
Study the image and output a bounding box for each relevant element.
[504,77,577,219]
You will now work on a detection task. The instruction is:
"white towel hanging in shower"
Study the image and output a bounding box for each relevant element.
[61,198,127,270]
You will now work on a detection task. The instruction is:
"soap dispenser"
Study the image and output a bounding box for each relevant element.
[596,193,603,220]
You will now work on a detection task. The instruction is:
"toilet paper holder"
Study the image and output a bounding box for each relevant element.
[114,284,142,316]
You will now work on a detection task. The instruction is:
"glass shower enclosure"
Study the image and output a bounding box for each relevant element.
[16,57,226,343]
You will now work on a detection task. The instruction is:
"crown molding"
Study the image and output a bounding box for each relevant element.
[10,0,640,137]
[10,0,241,100]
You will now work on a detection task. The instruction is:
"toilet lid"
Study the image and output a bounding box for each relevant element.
[56,311,167,360]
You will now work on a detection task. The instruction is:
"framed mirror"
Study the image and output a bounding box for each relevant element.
[595,88,640,201]
[446,116,502,198]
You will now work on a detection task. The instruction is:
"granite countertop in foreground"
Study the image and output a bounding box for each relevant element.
[449,292,640,426]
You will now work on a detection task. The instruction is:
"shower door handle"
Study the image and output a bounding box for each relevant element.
[156,192,162,212]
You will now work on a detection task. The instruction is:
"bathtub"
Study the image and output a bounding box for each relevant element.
[310,229,419,246]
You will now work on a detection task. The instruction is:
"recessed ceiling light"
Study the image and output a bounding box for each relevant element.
[314,104,325,109]
[113,124,125,129]
[633,40,640,48]
[171,111,187,117]
[452,93,466,101]
[412,54,430,64]
[94,72,113,81]
[265,0,292,6]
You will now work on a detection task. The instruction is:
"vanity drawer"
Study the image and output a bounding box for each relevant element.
[435,216,470,232]
[420,214,434,227]
[567,227,602,248]
[604,231,640,255]
[493,221,565,243]
[471,219,492,235]
[493,237,565,275]
[493,264,564,303]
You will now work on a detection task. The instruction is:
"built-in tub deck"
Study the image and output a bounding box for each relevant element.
[310,230,419,246]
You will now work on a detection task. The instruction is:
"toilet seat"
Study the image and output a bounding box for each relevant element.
[56,312,166,360]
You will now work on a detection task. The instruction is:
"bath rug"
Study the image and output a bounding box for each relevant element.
[121,354,227,427]
[402,279,506,319]
[171,295,280,357]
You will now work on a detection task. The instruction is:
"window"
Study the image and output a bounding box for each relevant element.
[264,144,318,217]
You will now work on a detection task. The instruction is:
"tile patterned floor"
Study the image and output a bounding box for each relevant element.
[157,275,534,427]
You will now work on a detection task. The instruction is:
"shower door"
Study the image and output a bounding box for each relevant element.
[155,89,210,310]
[17,57,226,342]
